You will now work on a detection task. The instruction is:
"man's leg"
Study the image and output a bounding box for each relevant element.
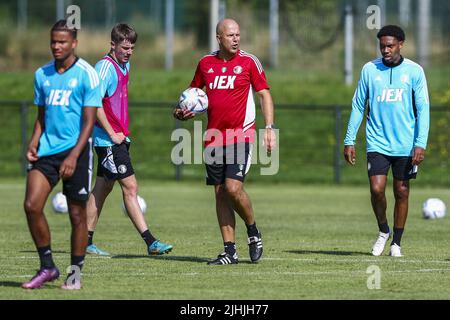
[207,184,238,265]
[87,177,115,231]
[22,170,60,289]
[24,170,53,248]
[62,199,88,290]
[119,174,148,232]
[369,175,391,256]
[119,174,172,255]
[224,178,263,263]
[390,179,410,256]
[224,178,254,226]
[214,184,236,241]
[86,177,114,255]
[369,175,388,227]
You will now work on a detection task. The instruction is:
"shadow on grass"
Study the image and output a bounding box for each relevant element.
[111,254,211,263]
[112,255,256,265]
[20,250,68,254]
[0,281,23,288]
[286,249,371,256]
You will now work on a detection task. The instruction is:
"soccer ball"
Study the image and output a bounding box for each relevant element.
[122,195,147,215]
[52,192,68,214]
[177,87,208,114]
[422,198,446,219]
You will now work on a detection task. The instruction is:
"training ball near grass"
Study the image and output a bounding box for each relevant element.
[422,198,446,219]
[122,195,147,215]
[52,192,68,214]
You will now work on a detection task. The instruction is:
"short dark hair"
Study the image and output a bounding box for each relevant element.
[377,25,405,42]
[51,19,77,39]
[111,23,137,44]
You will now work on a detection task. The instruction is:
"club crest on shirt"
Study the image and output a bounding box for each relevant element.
[400,74,409,83]
[233,66,243,74]
[221,67,227,73]
[69,78,78,88]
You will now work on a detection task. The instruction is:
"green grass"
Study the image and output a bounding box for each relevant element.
[1,179,450,299]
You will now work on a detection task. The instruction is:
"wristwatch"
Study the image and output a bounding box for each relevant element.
[265,124,276,129]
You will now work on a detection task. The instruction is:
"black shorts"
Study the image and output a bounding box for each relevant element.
[95,141,134,181]
[367,152,417,181]
[27,140,93,202]
[204,143,252,185]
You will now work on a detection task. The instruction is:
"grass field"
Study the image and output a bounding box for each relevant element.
[1,179,449,300]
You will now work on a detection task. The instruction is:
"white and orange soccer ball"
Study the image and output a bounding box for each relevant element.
[422,198,446,219]
[177,87,208,114]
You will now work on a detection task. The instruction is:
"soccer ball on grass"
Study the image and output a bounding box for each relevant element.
[52,192,68,214]
[122,195,147,215]
[422,198,446,219]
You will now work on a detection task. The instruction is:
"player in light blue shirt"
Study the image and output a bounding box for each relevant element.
[343,25,430,258]
[22,20,101,290]
[34,55,102,156]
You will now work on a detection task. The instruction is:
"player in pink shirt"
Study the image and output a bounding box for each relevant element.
[86,24,173,257]
[175,19,276,265]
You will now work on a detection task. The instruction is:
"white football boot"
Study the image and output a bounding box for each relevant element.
[389,243,402,257]
[371,231,391,256]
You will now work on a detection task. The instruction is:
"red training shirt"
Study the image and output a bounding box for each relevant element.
[190,49,270,147]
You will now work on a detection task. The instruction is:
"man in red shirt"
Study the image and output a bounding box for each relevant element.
[174,18,276,265]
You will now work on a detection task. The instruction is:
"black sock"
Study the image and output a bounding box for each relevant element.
[141,229,157,247]
[88,231,94,246]
[71,255,85,271]
[378,222,390,234]
[224,242,236,256]
[246,222,259,237]
[65,255,85,283]
[392,228,404,246]
[37,246,55,269]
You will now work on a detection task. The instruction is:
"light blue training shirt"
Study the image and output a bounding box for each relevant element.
[34,58,102,157]
[344,57,430,156]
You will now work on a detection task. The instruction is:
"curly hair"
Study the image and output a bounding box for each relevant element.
[51,19,77,39]
[377,25,405,42]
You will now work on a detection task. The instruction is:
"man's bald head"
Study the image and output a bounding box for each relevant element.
[215,18,240,60]
[216,19,239,36]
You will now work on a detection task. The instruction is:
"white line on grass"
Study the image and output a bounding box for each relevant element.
[10,255,450,265]
[263,257,450,264]
[5,268,450,280]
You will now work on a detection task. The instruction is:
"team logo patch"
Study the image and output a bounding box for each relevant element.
[118,164,127,174]
[368,162,371,171]
[233,66,243,74]
[400,74,409,83]
[69,78,78,88]
[221,67,227,73]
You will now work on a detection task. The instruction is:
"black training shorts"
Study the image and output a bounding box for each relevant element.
[95,141,135,181]
[367,152,417,181]
[204,143,252,185]
[28,140,93,202]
